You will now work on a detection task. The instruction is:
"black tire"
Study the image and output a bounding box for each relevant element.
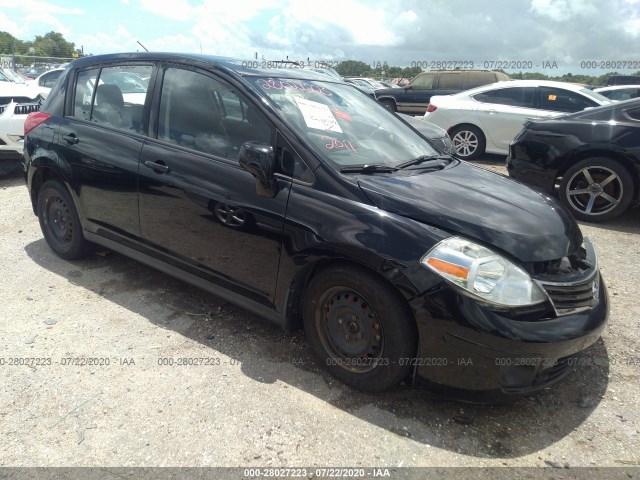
[559,157,633,222]
[379,99,396,112]
[450,125,486,159]
[37,180,92,260]
[303,264,418,392]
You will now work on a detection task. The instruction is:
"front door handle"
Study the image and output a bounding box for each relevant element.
[144,160,170,174]
[62,133,79,144]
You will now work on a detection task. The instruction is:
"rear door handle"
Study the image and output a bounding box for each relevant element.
[62,133,79,144]
[144,160,170,174]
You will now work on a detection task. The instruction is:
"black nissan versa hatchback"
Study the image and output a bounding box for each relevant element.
[23,53,609,401]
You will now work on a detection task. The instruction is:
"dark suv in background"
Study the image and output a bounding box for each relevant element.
[23,53,607,401]
[376,70,510,114]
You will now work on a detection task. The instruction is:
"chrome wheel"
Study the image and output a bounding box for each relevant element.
[565,166,623,216]
[450,125,485,159]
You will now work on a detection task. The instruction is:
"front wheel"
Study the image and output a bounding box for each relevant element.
[303,264,418,392]
[37,180,92,259]
[559,157,633,222]
[450,125,486,159]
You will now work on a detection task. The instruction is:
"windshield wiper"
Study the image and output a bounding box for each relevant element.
[340,164,399,174]
[395,155,452,170]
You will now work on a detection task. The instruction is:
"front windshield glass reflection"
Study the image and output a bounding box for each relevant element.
[253,77,438,167]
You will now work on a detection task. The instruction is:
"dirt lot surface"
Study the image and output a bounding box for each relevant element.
[1,158,639,476]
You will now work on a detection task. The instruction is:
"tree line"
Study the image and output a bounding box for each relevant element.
[0,31,80,59]
[333,60,640,86]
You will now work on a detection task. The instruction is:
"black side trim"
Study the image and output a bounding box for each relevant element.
[83,231,285,328]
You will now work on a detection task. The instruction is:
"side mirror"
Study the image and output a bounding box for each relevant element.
[238,142,277,198]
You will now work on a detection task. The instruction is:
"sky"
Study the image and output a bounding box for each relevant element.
[0,0,639,74]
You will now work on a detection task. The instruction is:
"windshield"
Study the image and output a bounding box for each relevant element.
[253,77,439,167]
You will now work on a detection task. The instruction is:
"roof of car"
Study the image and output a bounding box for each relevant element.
[448,79,597,98]
[69,52,339,82]
[594,85,640,91]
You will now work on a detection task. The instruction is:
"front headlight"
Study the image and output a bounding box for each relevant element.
[421,237,547,307]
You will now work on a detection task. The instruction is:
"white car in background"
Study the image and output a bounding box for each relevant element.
[29,67,66,98]
[0,82,43,173]
[594,85,640,101]
[423,80,612,159]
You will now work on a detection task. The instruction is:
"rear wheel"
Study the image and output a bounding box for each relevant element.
[37,180,92,259]
[450,125,486,159]
[559,157,633,222]
[303,264,417,392]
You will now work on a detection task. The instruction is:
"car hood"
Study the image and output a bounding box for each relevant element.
[357,161,582,262]
[399,113,448,138]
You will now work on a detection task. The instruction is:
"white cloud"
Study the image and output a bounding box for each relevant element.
[624,17,640,35]
[138,0,194,21]
[530,0,598,21]
[0,0,83,15]
[24,12,72,36]
[0,12,20,36]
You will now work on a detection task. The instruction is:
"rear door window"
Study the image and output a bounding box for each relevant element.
[437,72,461,89]
[473,87,536,108]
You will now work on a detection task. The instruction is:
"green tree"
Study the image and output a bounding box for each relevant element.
[32,31,75,57]
[0,31,25,54]
[335,60,372,77]
[400,66,421,79]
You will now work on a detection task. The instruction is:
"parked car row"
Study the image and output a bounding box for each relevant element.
[23,52,609,402]
[423,80,612,159]
[507,98,640,222]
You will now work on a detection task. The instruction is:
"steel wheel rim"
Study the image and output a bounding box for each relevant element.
[565,166,623,216]
[214,203,246,227]
[316,287,384,373]
[452,130,478,157]
[44,195,73,244]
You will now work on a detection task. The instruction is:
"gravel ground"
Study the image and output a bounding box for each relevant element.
[1,159,639,475]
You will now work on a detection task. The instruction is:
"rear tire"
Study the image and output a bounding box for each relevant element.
[37,180,92,260]
[303,264,418,392]
[450,125,486,159]
[559,157,633,222]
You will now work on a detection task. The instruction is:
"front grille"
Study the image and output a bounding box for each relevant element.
[540,274,599,315]
[14,103,40,115]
